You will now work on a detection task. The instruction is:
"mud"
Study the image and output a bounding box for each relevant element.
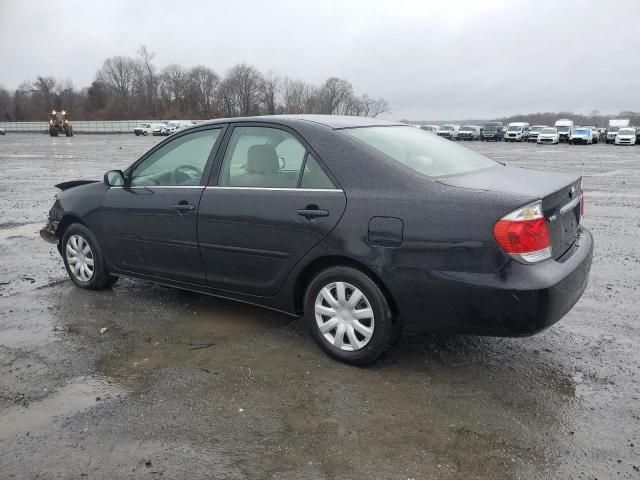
[0,134,639,479]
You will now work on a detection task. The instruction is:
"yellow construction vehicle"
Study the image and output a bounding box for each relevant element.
[48,110,73,137]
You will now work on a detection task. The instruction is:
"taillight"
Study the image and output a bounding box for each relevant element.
[493,201,552,263]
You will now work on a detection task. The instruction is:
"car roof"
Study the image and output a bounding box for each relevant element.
[195,114,404,130]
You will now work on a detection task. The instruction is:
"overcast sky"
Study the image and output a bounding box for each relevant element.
[1,0,639,120]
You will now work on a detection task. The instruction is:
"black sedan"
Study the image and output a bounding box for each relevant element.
[41,115,593,365]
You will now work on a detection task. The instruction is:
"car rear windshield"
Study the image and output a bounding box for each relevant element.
[344,126,497,177]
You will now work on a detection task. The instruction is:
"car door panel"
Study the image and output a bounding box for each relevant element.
[197,187,346,296]
[102,186,206,284]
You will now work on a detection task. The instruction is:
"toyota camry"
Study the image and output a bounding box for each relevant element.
[40,115,593,365]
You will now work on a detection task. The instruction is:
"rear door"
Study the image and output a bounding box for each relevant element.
[198,124,346,296]
[101,126,225,285]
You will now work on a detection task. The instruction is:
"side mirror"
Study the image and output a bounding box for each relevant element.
[104,170,125,187]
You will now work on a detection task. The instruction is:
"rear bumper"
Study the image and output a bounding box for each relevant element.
[382,227,593,336]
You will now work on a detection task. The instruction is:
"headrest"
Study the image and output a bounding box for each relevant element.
[247,144,279,174]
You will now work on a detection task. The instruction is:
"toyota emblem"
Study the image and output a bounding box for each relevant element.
[570,186,576,199]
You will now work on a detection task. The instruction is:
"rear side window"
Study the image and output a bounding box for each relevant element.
[301,155,335,189]
[219,127,309,188]
[344,126,496,177]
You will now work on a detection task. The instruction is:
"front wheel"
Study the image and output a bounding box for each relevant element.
[62,224,117,290]
[304,267,395,365]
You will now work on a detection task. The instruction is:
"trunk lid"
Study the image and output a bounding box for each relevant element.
[437,165,581,259]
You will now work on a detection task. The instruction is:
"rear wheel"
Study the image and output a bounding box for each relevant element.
[62,224,117,290]
[304,267,395,365]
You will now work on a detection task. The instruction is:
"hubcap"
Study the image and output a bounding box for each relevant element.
[65,234,95,282]
[314,282,374,352]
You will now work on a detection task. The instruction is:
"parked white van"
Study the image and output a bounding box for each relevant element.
[437,124,460,140]
[504,122,530,142]
[554,119,574,143]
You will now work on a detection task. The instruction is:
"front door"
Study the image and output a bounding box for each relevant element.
[102,127,224,285]
[198,125,346,296]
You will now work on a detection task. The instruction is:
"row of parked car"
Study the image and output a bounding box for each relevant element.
[133,120,197,137]
[421,120,639,146]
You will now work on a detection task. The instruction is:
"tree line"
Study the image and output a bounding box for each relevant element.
[0,46,390,121]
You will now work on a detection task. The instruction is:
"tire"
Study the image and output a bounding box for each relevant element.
[135,132,140,136]
[61,223,117,290]
[304,266,395,365]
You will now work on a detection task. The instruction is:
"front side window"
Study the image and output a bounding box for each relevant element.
[344,126,496,177]
[219,127,308,188]
[131,129,220,186]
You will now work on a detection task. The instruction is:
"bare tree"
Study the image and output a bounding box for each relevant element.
[188,65,219,118]
[320,77,354,114]
[31,76,57,111]
[282,78,306,113]
[260,72,279,115]
[161,64,187,102]
[216,79,236,117]
[364,96,389,117]
[136,45,159,115]
[0,86,12,121]
[97,56,136,98]
[224,64,264,116]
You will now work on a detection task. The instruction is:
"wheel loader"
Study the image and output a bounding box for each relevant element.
[48,110,73,137]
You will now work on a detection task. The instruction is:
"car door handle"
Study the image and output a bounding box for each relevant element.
[297,206,329,219]
[174,203,196,213]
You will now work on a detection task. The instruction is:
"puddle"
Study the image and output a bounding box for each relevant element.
[96,293,293,389]
[0,376,130,440]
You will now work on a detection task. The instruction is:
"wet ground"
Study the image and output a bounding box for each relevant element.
[0,134,639,479]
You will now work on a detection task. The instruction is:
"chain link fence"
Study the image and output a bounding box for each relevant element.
[0,120,157,134]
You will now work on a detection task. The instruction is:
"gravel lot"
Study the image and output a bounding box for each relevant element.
[0,133,639,479]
